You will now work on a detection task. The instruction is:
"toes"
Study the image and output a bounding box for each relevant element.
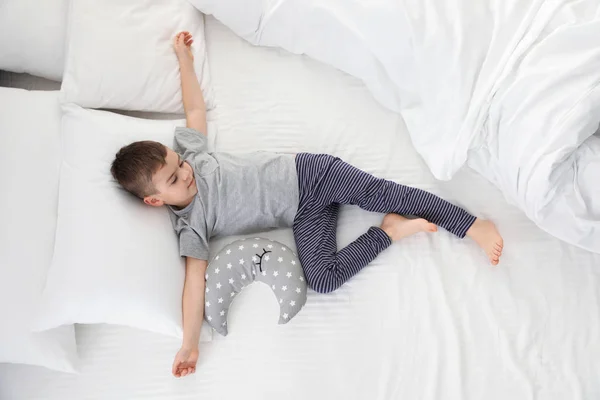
[487,251,500,264]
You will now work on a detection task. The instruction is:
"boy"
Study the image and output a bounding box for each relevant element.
[111,32,503,378]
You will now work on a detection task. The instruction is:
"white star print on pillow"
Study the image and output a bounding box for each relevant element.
[203,238,307,336]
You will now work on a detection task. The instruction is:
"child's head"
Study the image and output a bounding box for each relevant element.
[111,141,197,208]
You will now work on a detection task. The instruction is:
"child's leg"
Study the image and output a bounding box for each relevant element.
[292,154,502,292]
[311,155,476,237]
[293,202,392,294]
[293,204,437,293]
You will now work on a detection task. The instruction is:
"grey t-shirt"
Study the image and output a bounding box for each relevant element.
[168,127,299,261]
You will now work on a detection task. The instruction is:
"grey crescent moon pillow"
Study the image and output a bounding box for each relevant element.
[204,238,308,336]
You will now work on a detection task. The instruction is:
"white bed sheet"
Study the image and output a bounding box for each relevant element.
[1,17,600,400]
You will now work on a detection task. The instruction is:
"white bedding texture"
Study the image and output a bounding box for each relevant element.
[1,5,600,400]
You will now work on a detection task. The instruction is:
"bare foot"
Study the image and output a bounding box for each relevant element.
[466,218,503,265]
[380,213,437,241]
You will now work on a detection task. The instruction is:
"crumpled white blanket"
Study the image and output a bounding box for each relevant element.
[189,0,600,252]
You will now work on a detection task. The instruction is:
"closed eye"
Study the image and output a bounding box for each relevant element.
[172,160,185,185]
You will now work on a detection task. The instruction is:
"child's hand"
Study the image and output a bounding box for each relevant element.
[172,346,199,378]
[173,31,194,63]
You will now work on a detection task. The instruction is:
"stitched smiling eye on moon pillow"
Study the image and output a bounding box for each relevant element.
[203,238,308,336]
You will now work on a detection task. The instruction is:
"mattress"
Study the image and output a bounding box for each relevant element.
[1,17,600,400]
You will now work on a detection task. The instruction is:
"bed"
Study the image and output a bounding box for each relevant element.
[1,12,600,400]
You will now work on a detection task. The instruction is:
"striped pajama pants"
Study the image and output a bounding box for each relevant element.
[292,153,476,294]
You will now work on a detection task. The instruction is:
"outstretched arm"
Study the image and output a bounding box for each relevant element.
[173,31,207,135]
[172,256,207,378]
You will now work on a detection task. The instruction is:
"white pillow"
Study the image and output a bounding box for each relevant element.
[32,103,212,343]
[0,88,77,373]
[0,0,68,81]
[61,0,214,113]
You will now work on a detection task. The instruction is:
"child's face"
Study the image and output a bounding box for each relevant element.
[143,147,197,208]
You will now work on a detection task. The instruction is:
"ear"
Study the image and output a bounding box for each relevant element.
[143,196,164,207]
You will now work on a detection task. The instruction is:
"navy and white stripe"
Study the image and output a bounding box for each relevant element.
[292,153,476,294]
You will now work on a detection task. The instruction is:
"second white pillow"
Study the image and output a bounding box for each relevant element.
[32,104,212,342]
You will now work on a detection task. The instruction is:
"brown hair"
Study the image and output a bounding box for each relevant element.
[110,141,167,198]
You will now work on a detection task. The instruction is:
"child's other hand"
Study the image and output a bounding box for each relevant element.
[172,346,199,378]
[173,31,194,63]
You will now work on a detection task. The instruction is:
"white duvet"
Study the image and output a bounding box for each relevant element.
[189,0,600,253]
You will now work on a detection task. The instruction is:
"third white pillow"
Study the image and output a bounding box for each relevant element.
[0,0,68,81]
[60,0,214,113]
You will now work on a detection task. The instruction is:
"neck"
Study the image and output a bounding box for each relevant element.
[171,196,194,210]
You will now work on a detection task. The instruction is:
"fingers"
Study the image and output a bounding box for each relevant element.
[175,31,193,42]
[172,347,198,378]
[173,364,197,378]
[184,34,193,47]
[174,32,186,47]
[174,365,184,378]
[172,359,180,376]
[174,364,183,378]
[173,368,197,378]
